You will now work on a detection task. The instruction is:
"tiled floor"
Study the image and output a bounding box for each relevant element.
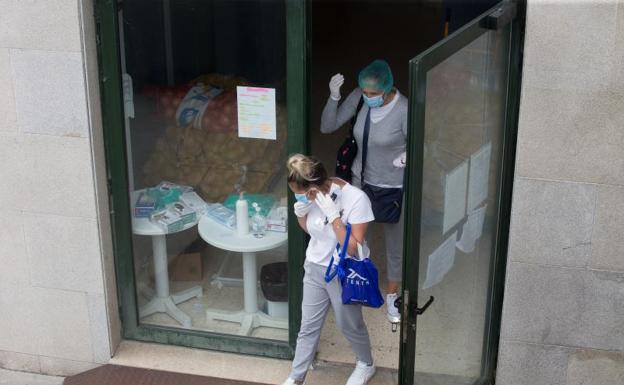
[0,368,64,385]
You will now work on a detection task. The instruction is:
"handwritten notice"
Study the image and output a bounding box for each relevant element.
[237,86,277,140]
[422,231,458,290]
[456,204,487,254]
[442,161,468,234]
[467,142,492,211]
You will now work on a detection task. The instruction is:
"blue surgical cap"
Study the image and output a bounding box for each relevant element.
[358,59,394,93]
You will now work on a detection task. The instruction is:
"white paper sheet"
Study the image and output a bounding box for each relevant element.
[443,161,468,234]
[237,86,277,140]
[422,231,458,289]
[467,142,492,211]
[456,204,487,254]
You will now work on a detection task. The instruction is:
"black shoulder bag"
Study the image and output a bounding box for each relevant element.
[360,110,403,224]
[335,97,365,182]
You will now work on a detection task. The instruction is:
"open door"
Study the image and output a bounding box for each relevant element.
[399,2,521,384]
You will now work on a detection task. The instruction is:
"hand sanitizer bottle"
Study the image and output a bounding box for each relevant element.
[251,203,266,238]
[236,192,249,236]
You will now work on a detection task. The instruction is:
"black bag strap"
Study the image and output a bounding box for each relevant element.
[360,108,371,184]
[349,97,365,135]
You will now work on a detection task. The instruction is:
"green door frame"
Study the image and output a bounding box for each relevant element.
[94,0,307,359]
[399,1,525,384]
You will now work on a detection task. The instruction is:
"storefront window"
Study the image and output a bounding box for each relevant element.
[121,0,288,340]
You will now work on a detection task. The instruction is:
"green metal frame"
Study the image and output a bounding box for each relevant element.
[399,2,525,384]
[94,0,307,359]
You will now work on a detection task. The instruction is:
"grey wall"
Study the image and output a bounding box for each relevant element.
[0,0,120,377]
[496,1,624,384]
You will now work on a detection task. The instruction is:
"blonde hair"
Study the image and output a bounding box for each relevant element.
[287,153,328,189]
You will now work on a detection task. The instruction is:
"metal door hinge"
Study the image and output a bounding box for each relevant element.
[481,3,517,30]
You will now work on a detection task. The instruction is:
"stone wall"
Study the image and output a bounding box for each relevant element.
[0,0,119,376]
[497,1,624,384]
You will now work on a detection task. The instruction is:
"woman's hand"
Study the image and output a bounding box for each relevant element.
[293,201,312,218]
[393,152,406,168]
[315,192,341,223]
[329,73,344,101]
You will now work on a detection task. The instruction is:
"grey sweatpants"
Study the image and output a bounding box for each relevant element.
[289,262,373,381]
[352,176,404,283]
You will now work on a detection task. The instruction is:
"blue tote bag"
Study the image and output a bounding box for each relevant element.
[324,223,384,308]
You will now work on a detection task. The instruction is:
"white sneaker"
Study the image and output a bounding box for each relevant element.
[386,293,401,323]
[281,378,304,385]
[346,360,376,385]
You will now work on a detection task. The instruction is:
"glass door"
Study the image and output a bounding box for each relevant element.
[95,0,307,358]
[400,2,521,384]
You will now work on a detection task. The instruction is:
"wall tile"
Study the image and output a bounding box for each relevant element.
[0,49,17,133]
[523,0,617,92]
[10,49,88,137]
[0,285,40,355]
[0,349,40,373]
[0,210,30,287]
[23,212,104,294]
[87,293,112,363]
[0,0,81,52]
[516,87,624,186]
[579,270,624,351]
[34,288,93,362]
[611,0,624,93]
[508,178,595,268]
[500,262,587,347]
[501,262,624,351]
[591,185,624,272]
[496,340,570,385]
[567,349,624,385]
[14,134,97,218]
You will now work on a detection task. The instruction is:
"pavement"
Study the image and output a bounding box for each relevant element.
[0,368,64,385]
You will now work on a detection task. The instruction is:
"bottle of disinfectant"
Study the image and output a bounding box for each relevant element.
[236,192,249,236]
[251,202,266,238]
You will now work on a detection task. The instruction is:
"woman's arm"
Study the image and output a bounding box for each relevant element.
[297,215,308,234]
[320,88,363,134]
[330,218,368,256]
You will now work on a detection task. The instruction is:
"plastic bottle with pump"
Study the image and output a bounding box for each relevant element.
[251,202,266,238]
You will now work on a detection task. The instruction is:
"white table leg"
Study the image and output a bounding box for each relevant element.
[139,234,203,328]
[206,251,288,336]
[152,235,170,298]
[242,251,258,313]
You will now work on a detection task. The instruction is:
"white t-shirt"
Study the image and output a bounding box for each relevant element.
[370,89,401,123]
[305,182,375,266]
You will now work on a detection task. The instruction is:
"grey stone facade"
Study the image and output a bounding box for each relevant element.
[0,0,119,377]
[496,0,624,384]
[0,0,621,382]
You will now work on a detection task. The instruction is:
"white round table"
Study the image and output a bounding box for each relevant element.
[131,190,203,328]
[198,215,288,336]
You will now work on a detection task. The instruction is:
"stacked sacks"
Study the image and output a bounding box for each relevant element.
[143,74,287,203]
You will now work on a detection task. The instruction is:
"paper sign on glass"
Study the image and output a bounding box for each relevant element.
[442,161,468,234]
[467,142,491,211]
[456,204,487,254]
[237,86,277,140]
[422,231,458,290]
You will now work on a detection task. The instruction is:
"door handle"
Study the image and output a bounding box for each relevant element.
[415,296,434,315]
[394,295,435,317]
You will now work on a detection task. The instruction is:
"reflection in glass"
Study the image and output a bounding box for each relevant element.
[414,27,510,384]
[120,0,288,341]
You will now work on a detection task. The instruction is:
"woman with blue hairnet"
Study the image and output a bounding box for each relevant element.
[321,59,407,325]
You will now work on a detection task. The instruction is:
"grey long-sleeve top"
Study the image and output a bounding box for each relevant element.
[321,88,408,187]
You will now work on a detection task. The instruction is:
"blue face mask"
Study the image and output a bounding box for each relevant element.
[363,93,385,108]
[294,193,310,204]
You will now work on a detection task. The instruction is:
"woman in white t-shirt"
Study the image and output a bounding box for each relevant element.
[281,154,376,385]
